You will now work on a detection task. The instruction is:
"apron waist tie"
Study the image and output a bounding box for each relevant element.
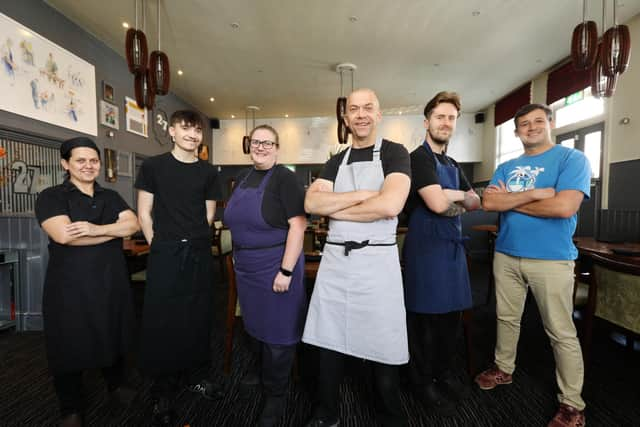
[234,241,286,251]
[326,240,396,256]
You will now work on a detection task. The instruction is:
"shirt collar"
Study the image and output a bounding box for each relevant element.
[62,179,104,194]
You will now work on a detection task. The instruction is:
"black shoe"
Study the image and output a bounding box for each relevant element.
[109,385,137,408]
[151,397,173,427]
[419,382,455,416]
[304,418,340,427]
[437,375,469,402]
[186,379,224,400]
[256,395,286,427]
[241,369,261,386]
[60,412,83,427]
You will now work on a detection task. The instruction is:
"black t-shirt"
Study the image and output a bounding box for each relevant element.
[234,165,306,229]
[135,152,220,241]
[319,139,411,181]
[405,144,471,215]
[36,179,130,226]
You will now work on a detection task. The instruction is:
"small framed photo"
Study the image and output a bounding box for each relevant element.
[99,100,119,129]
[117,151,133,177]
[103,81,115,102]
[104,148,117,183]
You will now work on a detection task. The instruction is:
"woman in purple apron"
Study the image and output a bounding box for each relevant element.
[224,125,307,427]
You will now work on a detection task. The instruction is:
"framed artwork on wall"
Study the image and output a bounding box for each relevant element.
[117,151,133,177]
[104,148,117,182]
[99,100,119,129]
[102,81,114,102]
[124,96,148,138]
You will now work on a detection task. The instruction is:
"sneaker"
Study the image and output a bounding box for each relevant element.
[304,417,340,427]
[474,365,513,390]
[547,404,586,427]
[151,397,173,427]
[186,379,224,400]
[419,382,456,416]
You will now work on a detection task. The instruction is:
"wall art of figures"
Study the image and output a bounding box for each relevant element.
[0,13,97,136]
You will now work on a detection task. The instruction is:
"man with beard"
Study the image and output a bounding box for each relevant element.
[402,92,480,414]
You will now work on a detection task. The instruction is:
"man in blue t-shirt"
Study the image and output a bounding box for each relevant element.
[475,103,591,427]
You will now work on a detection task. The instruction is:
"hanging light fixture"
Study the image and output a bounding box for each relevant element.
[125,0,148,74]
[149,0,170,95]
[570,0,598,70]
[600,0,631,77]
[242,106,260,154]
[591,1,617,98]
[133,0,154,109]
[335,63,356,144]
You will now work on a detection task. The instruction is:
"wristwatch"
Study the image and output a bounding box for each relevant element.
[279,267,293,277]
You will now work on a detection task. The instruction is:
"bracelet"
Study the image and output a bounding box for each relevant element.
[279,267,293,277]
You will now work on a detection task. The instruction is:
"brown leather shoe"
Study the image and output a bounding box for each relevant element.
[547,404,586,427]
[60,412,83,427]
[474,365,513,390]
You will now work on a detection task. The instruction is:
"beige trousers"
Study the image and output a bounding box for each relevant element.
[493,252,585,410]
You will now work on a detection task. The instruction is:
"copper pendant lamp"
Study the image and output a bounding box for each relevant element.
[570,0,598,70]
[600,0,631,77]
[125,0,148,75]
[134,68,156,109]
[242,106,259,155]
[335,63,356,144]
[591,44,617,98]
[149,0,170,96]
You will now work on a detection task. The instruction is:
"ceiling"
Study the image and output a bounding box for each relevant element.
[45,0,640,119]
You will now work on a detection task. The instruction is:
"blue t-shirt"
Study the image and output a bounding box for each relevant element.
[490,145,591,260]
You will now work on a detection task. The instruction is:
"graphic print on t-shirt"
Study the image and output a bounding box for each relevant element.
[506,166,545,192]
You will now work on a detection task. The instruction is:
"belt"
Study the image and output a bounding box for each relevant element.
[234,241,286,251]
[326,239,396,256]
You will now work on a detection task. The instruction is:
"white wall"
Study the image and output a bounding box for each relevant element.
[212,113,484,165]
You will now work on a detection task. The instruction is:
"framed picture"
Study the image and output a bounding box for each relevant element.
[124,96,148,138]
[102,81,114,102]
[99,100,119,129]
[117,151,133,177]
[104,148,117,182]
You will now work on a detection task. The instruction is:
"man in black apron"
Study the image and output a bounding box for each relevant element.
[135,110,222,426]
[35,137,139,427]
[303,89,411,427]
[403,92,480,414]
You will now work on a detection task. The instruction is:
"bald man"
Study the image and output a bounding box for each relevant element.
[303,89,411,427]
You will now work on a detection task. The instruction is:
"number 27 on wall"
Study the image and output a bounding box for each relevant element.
[11,161,41,194]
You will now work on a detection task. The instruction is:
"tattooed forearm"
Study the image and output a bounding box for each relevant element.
[440,202,466,217]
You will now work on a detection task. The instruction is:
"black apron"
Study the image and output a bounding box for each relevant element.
[43,216,134,374]
[137,238,214,376]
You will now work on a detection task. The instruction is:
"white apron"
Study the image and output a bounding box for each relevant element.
[302,138,409,365]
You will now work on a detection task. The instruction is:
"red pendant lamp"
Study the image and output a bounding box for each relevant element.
[335,63,356,144]
[125,0,148,75]
[591,44,618,98]
[600,0,631,77]
[149,0,170,96]
[134,68,156,109]
[570,0,598,70]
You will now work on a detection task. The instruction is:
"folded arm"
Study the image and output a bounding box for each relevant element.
[304,178,378,216]
[514,189,585,218]
[330,172,411,222]
[41,209,139,246]
[482,180,555,212]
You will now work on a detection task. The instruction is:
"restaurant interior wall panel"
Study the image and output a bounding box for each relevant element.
[608,159,640,211]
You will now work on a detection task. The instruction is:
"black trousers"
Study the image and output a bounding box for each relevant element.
[149,362,211,400]
[314,348,406,427]
[406,310,462,388]
[245,333,296,397]
[53,358,125,416]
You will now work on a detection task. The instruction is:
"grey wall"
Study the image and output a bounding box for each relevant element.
[0,0,212,206]
[608,159,640,210]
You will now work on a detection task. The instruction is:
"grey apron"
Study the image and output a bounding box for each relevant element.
[302,138,409,365]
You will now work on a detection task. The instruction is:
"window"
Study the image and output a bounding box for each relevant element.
[551,87,604,128]
[495,118,523,166]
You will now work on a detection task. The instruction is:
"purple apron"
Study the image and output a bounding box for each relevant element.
[224,166,306,345]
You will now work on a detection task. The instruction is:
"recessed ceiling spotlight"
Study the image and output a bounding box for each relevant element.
[230,22,240,29]
[209,97,215,102]
[472,10,480,16]
[122,22,130,28]
[285,114,289,118]
[349,16,358,22]
[177,69,183,76]
[231,114,235,119]
[433,63,440,67]
[399,111,403,115]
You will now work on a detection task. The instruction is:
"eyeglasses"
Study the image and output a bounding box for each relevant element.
[250,139,277,149]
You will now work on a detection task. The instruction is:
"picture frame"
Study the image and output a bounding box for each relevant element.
[124,96,148,138]
[117,151,133,177]
[102,81,114,102]
[99,100,119,129]
[104,148,117,182]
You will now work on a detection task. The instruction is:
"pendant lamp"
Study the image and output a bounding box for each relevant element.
[134,68,156,109]
[242,106,259,155]
[591,43,617,98]
[149,0,170,95]
[570,0,598,70]
[125,0,148,74]
[600,0,631,77]
[335,63,356,144]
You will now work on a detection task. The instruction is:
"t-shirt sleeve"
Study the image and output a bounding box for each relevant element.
[204,165,221,201]
[110,191,132,216]
[318,151,344,182]
[382,142,411,177]
[556,149,592,198]
[35,187,68,224]
[490,162,507,187]
[134,158,155,194]
[278,168,306,219]
[411,148,438,190]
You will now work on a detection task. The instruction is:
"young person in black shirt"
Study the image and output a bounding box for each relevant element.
[135,110,222,426]
[35,137,139,427]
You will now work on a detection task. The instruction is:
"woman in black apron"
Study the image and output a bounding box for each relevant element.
[225,125,307,427]
[35,137,139,427]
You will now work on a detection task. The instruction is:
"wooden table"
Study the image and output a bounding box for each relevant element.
[471,224,498,305]
[574,237,640,265]
[122,239,149,274]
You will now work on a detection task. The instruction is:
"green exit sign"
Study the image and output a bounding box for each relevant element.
[565,91,584,106]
